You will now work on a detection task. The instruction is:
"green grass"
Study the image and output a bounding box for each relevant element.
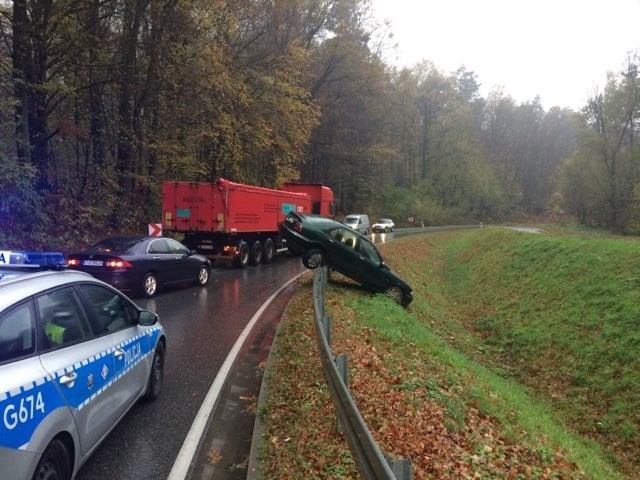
[440,230,640,445]
[370,227,640,477]
[260,226,640,478]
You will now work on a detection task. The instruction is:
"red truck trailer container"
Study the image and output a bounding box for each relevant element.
[162,179,334,267]
[281,182,334,216]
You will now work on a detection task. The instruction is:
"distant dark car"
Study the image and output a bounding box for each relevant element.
[68,236,211,297]
[279,212,413,306]
[372,218,395,233]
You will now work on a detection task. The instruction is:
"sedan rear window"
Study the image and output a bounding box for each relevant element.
[87,237,140,254]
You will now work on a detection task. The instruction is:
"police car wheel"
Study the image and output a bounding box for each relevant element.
[143,342,165,402]
[32,438,71,480]
[142,273,158,297]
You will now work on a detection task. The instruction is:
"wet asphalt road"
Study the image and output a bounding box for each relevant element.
[75,253,307,480]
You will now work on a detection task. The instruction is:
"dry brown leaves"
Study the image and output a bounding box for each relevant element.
[260,271,584,479]
[329,283,584,479]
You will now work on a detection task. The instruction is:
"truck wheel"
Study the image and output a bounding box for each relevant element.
[302,248,325,269]
[234,240,249,268]
[262,238,275,264]
[249,240,263,265]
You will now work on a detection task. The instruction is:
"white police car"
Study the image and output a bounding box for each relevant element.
[0,251,166,479]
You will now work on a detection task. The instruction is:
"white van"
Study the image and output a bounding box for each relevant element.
[343,214,370,235]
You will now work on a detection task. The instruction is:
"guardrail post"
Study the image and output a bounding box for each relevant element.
[334,354,349,435]
[322,315,331,346]
[334,354,349,388]
[313,266,413,479]
[388,457,412,480]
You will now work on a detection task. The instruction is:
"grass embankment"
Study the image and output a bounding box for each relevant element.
[257,227,639,479]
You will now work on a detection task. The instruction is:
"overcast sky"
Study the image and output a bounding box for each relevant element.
[370,0,640,110]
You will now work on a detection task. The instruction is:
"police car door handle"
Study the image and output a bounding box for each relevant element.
[114,348,125,359]
[59,372,78,386]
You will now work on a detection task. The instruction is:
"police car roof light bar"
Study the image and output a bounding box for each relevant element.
[0,250,67,270]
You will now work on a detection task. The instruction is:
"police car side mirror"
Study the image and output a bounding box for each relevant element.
[138,310,159,326]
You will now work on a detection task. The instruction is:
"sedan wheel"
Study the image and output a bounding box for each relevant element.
[197,265,210,286]
[302,249,325,269]
[384,285,404,304]
[143,273,158,297]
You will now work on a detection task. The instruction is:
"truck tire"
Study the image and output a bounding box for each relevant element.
[262,238,275,264]
[234,240,249,268]
[249,240,263,265]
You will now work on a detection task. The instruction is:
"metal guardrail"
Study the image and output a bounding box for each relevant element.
[309,224,484,478]
[391,224,483,237]
[312,265,411,480]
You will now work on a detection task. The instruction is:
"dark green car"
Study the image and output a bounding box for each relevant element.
[279,212,413,306]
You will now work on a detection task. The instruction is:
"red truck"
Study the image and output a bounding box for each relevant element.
[162,179,334,267]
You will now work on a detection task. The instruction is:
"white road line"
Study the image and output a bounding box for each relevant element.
[167,272,306,480]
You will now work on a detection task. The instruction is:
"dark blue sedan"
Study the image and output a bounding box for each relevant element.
[68,236,211,297]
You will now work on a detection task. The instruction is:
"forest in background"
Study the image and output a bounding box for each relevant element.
[1,0,640,250]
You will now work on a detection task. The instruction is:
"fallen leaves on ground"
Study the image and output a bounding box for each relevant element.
[207,449,222,464]
[259,274,585,479]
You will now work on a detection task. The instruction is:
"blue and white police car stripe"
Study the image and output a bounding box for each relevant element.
[1,372,65,450]
[1,326,162,451]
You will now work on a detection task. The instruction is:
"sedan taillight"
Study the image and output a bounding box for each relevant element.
[105,258,133,269]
